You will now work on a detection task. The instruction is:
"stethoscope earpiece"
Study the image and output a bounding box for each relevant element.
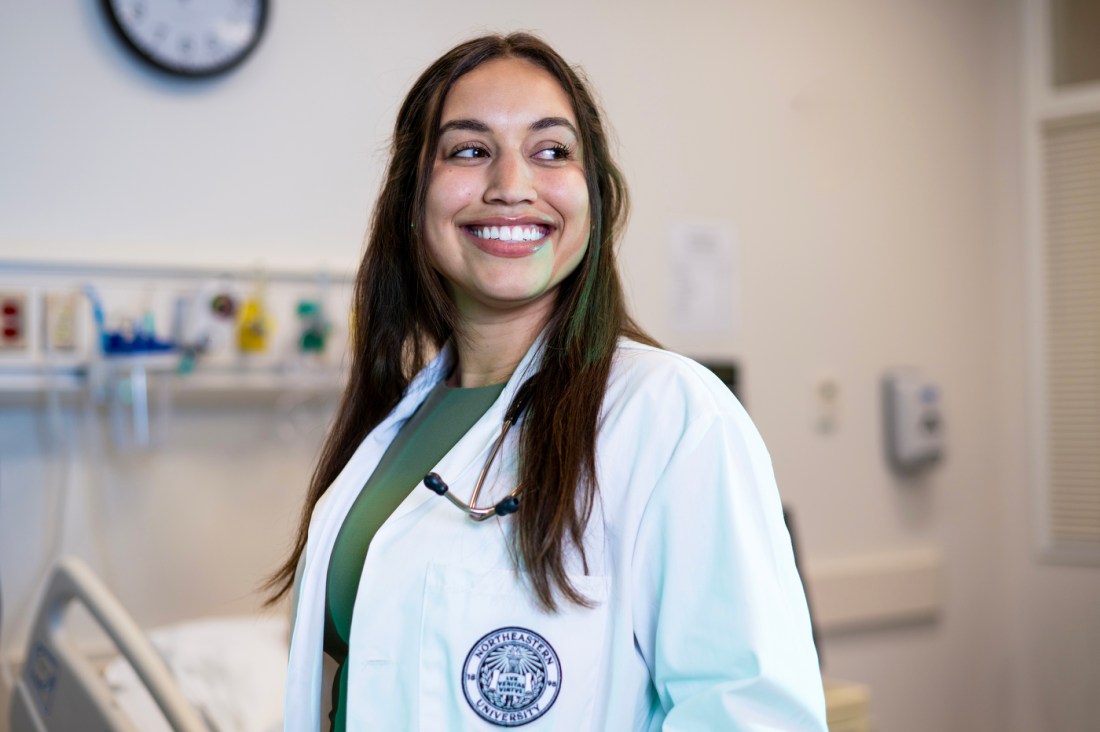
[494,496,520,517]
[423,472,448,496]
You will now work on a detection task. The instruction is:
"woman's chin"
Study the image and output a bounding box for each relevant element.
[455,286,558,320]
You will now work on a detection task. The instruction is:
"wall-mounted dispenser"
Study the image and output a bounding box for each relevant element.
[882,370,944,474]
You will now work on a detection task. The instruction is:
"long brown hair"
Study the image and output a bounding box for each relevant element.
[265,32,654,612]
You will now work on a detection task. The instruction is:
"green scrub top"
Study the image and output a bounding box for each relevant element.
[324,379,506,732]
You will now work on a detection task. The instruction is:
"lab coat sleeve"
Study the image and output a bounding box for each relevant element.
[631,412,827,731]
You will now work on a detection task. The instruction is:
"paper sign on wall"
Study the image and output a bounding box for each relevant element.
[667,221,739,336]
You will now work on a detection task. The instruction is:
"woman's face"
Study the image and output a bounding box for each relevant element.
[423,57,590,323]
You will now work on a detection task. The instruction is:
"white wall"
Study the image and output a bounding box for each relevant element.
[1,1,1096,731]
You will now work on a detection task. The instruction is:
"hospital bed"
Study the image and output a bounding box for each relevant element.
[8,556,286,732]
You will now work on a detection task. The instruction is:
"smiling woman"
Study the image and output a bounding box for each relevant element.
[425,57,592,366]
[267,32,828,732]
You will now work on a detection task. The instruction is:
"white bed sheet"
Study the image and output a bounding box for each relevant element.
[103,614,287,732]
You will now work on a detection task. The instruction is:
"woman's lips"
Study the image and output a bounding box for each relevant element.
[463,223,550,242]
[461,224,552,258]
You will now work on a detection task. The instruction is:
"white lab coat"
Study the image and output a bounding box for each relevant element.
[285,337,827,731]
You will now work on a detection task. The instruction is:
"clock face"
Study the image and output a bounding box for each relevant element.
[103,0,268,78]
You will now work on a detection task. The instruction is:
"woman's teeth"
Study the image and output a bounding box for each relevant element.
[468,225,548,242]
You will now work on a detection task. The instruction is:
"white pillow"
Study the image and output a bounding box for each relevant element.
[104,614,287,732]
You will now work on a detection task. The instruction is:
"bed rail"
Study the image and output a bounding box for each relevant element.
[9,556,208,732]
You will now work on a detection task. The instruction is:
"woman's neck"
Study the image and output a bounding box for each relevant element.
[449,301,552,388]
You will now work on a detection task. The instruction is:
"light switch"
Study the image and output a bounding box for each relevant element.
[814,377,840,434]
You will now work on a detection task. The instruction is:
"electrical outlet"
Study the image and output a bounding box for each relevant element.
[1,292,28,351]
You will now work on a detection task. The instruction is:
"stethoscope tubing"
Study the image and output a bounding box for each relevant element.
[421,378,534,521]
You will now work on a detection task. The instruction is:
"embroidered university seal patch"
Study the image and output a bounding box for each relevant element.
[462,627,561,727]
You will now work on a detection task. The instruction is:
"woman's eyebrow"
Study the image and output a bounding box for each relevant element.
[438,117,578,136]
[439,119,490,134]
[529,117,578,136]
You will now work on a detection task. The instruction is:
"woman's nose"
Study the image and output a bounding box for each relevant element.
[484,152,537,206]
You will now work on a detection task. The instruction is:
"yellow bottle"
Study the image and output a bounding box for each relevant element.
[237,292,270,353]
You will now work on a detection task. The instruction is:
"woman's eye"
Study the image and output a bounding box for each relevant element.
[533,144,572,161]
[451,145,488,159]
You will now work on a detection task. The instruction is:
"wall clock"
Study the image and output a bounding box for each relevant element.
[102,0,268,78]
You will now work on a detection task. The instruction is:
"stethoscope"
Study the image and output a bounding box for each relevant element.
[421,379,534,521]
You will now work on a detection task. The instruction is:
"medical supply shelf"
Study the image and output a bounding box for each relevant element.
[0,258,354,402]
[0,259,354,358]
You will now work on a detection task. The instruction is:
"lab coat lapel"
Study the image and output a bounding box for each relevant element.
[285,345,454,732]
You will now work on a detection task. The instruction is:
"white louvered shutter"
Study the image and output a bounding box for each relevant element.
[1042,115,1100,555]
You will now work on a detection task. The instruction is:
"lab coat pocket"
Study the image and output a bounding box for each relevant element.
[419,563,610,731]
